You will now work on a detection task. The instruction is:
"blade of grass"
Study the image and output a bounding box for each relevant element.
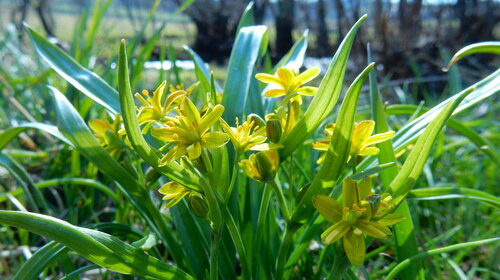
[385,238,500,280]
[446,41,500,70]
[408,187,500,208]
[222,25,268,124]
[24,25,120,114]
[0,211,193,280]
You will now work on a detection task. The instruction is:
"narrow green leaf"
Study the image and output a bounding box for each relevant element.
[222,25,268,124]
[0,211,193,280]
[385,238,500,280]
[184,46,222,97]
[385,104,499,165]
[0,123,70,150]
[273,30,309,72]
[446,41,500,69]
[0,153,48,214]
[350,162,396,180]
[236,1,255,31]
[292,63,374,223]
[408,187,500,208]
[389,87,475,201]
[368,45,423,279]
[0,177,119,204]
[24,25,120,114]
[13,242,68,280]
[176,0,197,14]
[280,15,367,159]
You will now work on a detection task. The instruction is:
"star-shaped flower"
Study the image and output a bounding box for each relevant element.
[255,66,320,98]
[151,97,229,164]
[313,178,405,266]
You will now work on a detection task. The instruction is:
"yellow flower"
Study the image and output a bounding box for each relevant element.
[312,121,395,164]
[255,66,320,98]
[239,150,280,183]
[151,97,229,164]
[313,178,405,266]
[220,115,282,154]
[89,114,128,158]
[158,182,192,208]
[135,81,189,133]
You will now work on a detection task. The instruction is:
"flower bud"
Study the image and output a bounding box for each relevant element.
[189,194,209,218]
[255,150,280,182]
[247,113,266,129]
[266,118,282,143]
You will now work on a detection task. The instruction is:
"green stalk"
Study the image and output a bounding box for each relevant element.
[253,185,272,278]
[269,179,290,221]
[275,223,300,279]
[223,208,252,280]
[210,228,222,280]
[224,152,241,204]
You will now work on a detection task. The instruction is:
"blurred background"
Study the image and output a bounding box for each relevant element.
[1,0,499,96]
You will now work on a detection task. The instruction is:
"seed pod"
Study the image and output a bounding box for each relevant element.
[189,195,209,218]
[266,118,282,143]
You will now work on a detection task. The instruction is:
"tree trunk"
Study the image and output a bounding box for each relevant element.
[275,0,295,58]
[316,0,331,57]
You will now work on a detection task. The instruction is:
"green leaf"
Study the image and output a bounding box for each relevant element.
[389,87,475,202]
[280,15,367,159]
[222,25,268,124]
[0,177,119,204]
[24,25,120,114]
[0,122,70,150]
[0,211,193,280]
[273,30,309,72]
[367,45,423,279]
[13,242,68,280]
[350,162,396,180]
[385,104,499,165]
[385,238,500,280]
[176,0,197,14]
[292,63,374,223]
[446,41,500,69]
[236,1,255,31]
[408,187,500,208]
[0,153,48,214]
[184,46,222,99]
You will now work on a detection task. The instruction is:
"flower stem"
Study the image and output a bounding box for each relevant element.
[269,179,290,221]
[253,185,272,278]
[224,152,241,205]
[210,227,222,280]
[275,223,299,279]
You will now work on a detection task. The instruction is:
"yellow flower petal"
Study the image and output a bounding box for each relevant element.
[199,104,224,133]
[343,229,366,266]
[350,121,375,156]
[152,81,167,111]
[277,67,295,86]
[263,88,286,97]
[187,142,202,159]
[312,195,343,223]
[294,67,320,85]
[342,178,358,208]
[202,132,229,148]
[255,73,283,86]
[89,119,112,137]
[249,143,283,151]
[312,141,329,151]
[180,97,201,125]
[365,130,395,146]
[355,220,391,239]
[321,220,350,244]
[295,86,317,96]
[358,146,380,156]
[151,128,177,141]
[377,214,406,226]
